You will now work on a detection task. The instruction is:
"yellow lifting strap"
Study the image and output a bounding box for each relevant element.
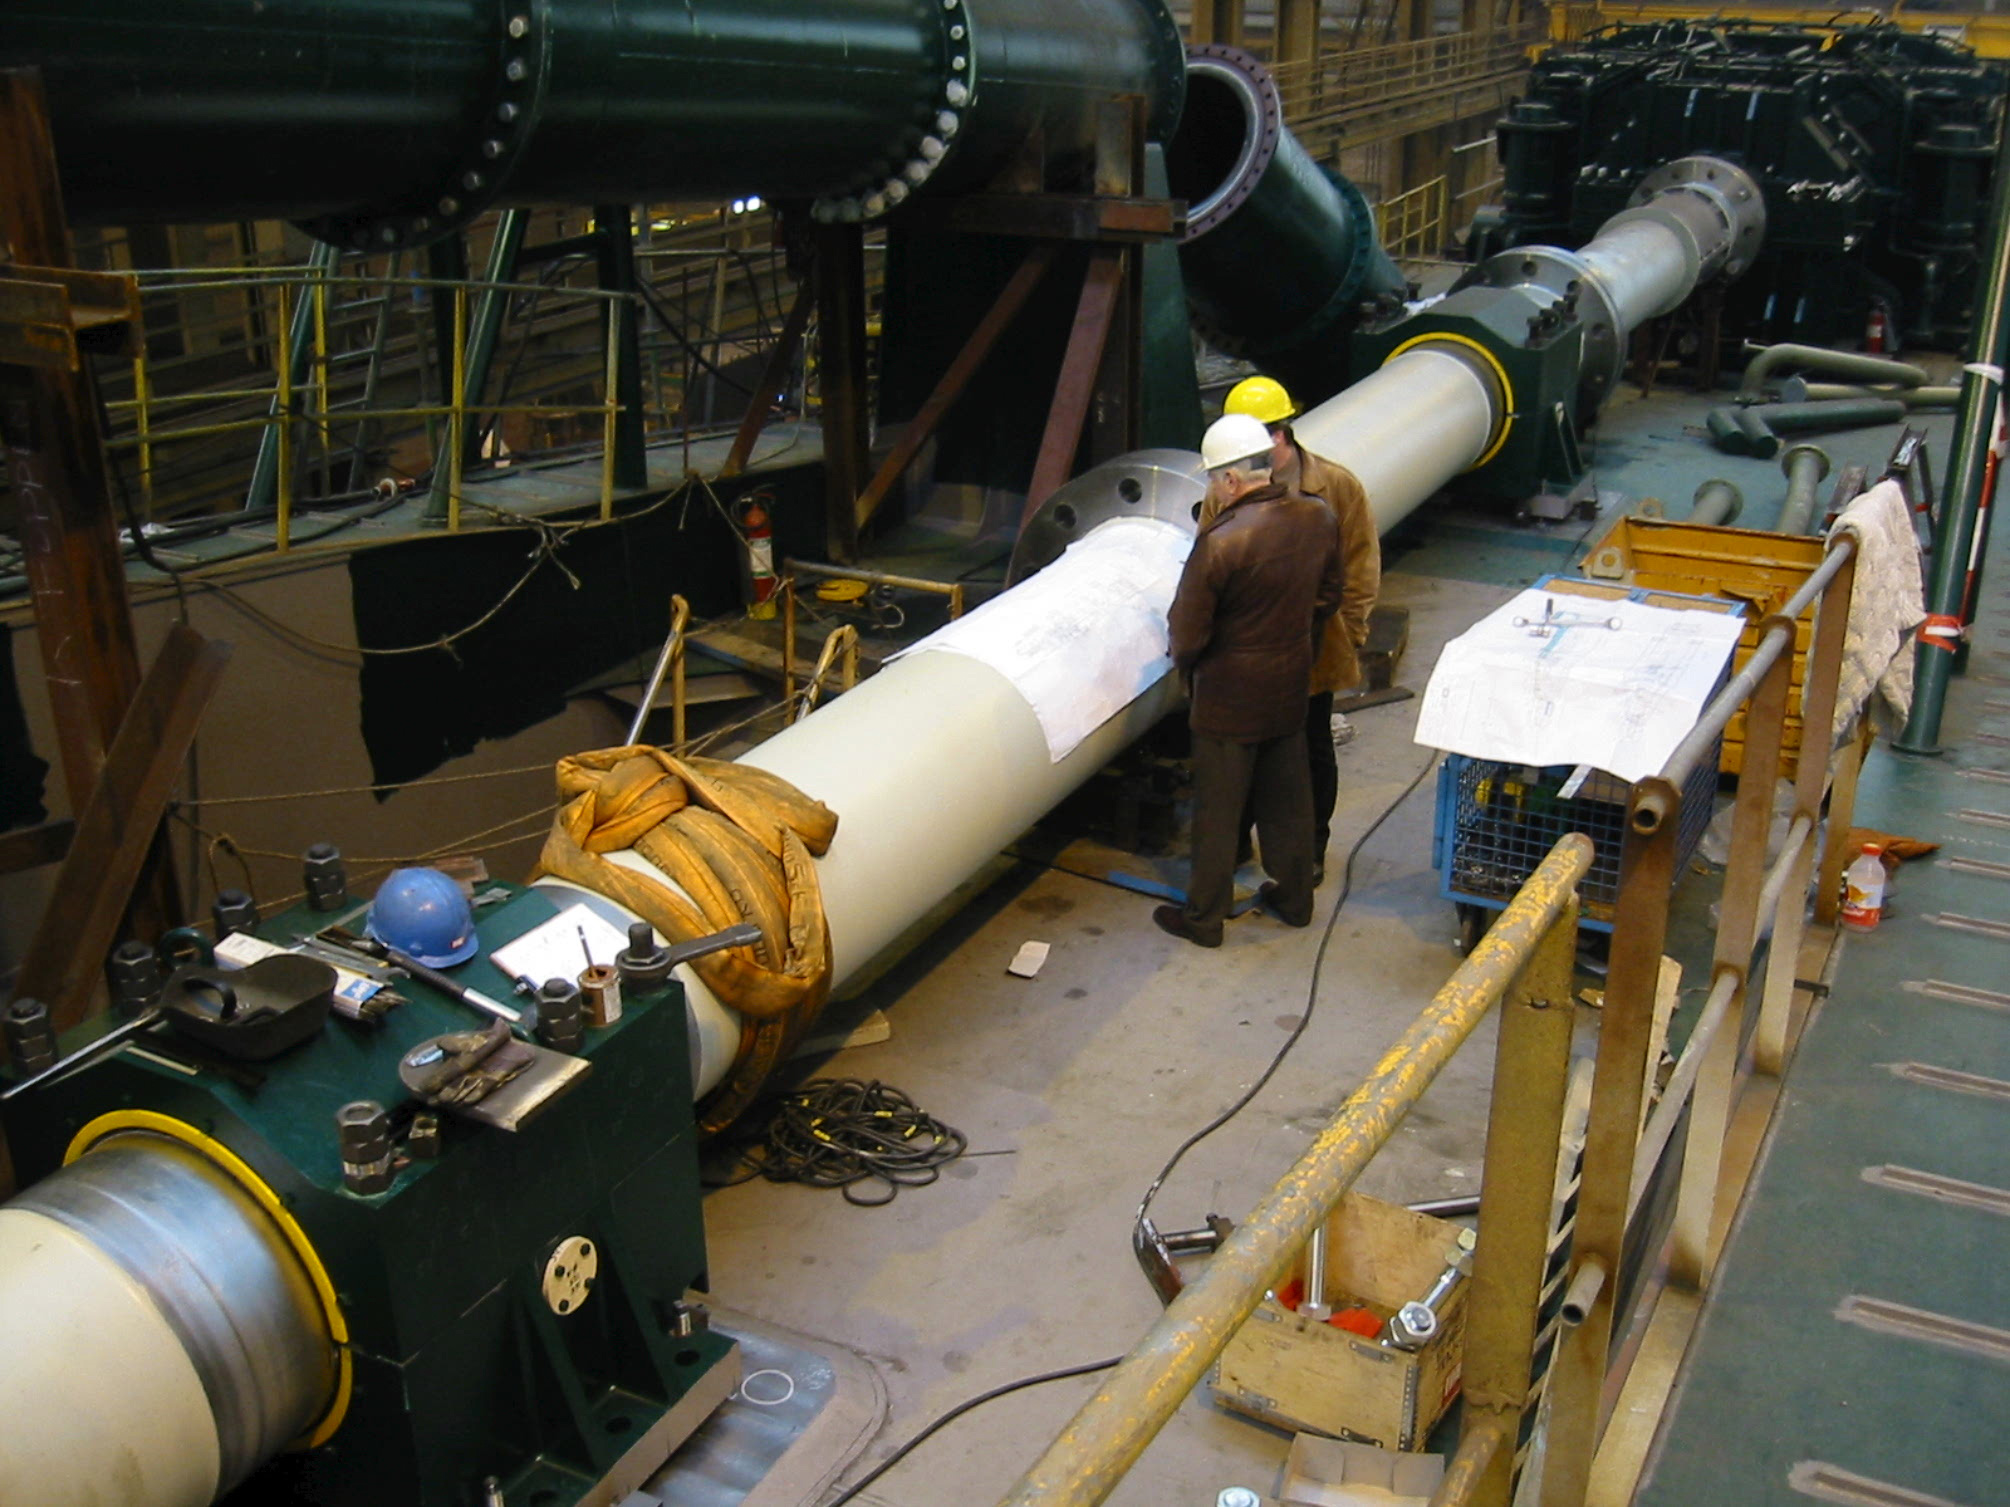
[534,745,839,1135]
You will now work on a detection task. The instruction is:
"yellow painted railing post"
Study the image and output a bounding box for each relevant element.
[448,285,467,532]
[312,269,331,496]
[275,280,294,551]
[996,835,1594,1507]
[1670,619,1793,1291]
[1542,782,1680,1507]
[600,297,621,521]
[1460,893,1579,1507]
[131,345,153,516]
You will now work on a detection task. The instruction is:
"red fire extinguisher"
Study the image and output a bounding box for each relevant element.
[1865,302,1890,354]
[739,495,778,619]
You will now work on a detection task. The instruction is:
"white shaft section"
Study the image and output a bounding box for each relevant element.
[1292,346,1499,532]
[0,1208,222,1507]
[1576,216,1696,330]
[740,636,1178,985]
[545,516,1187,1095]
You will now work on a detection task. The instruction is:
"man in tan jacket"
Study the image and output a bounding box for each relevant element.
[1216,376,1381,885]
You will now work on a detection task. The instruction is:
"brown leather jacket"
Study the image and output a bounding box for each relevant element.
[1298,447,1381,695]
[1169,482,1344,741]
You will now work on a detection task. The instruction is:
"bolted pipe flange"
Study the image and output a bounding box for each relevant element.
[1620,154,1767,282]
[296,0,551,251]
[1690,478,1744,527]
[812,0,972,223]
[1008,449,1206,585]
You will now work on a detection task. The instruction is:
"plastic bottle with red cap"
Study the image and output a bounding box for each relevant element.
[1841,842,1886,932]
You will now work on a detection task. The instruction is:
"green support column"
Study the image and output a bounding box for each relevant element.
[1896,128,2010,754]
[424,209,528,518]
[244,238,338,514]
[594,204,648,491]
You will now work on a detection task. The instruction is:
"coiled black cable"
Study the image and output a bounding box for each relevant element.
[713,1078,967,1206]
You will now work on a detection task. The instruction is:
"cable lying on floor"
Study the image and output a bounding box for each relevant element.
[812,752,1444,1504]
[711,1078,967,1206]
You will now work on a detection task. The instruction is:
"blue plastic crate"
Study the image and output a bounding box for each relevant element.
[1430,577,1734,934]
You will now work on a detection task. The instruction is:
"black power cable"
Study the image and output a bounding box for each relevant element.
[811,749,1443,1505]
[1132,748,1442,1233]
[711,1078,967,1206]
[820,1355,1122,1507]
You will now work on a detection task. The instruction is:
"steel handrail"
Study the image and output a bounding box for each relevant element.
[995,834,1594,1507]
[1640,536,1856,826]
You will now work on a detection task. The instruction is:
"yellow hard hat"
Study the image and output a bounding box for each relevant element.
[1223,375,1296,426]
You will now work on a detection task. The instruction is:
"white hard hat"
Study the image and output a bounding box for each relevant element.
[1200,412,1272,472]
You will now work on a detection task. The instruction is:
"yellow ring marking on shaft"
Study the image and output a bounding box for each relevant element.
[65,1109,353,1448]
[1384,331,1517,470]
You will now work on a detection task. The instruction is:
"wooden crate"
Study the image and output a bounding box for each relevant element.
[1582,516,1825,778]
[1213,1193,1469,1450]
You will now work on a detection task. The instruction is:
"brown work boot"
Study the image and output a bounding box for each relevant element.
[1153,904,1223,948]
[1257,882,1313,928]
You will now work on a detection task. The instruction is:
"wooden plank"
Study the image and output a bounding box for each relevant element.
[721,278,814,479]
[0,75,180,933]
[814,223,868,561]
[1022,247,1128,525]
[0,275,75,370]
[0,818,72,875]
[853,243,1057,532]
[896,194,1181,242]
[11,624,231,1030]
[1359,604,1411,691]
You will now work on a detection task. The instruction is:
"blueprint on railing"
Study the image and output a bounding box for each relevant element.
[1414,587,1744,783]
[897,517,1191,761]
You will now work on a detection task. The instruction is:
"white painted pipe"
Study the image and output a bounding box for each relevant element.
[0,1209,223,1506]
[1575,215,1698,329]
[1292,347,1499,532]
[537,514,1193,1097]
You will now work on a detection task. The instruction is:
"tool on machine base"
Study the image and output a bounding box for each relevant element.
[614,920,766,990]
[397,1019,592,1132]
[160,954,337,1060]
[328,927,525,1028]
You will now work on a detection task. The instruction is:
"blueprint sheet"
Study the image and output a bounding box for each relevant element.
[1414,587,1743,783]
[899,517,1191,762]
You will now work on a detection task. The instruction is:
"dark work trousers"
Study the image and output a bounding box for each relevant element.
[1187,727,1315,928]
[1240,692,1339,865]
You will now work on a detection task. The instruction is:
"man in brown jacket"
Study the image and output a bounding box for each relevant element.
[1157,414,1345,948]
[1218,376,1382,885]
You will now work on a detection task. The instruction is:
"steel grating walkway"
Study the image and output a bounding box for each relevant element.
[1632,526,2010,1506]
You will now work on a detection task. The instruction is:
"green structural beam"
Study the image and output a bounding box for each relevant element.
[3,0,1187,251]
[1896,124,2010,755]
[1166,45,1407,407]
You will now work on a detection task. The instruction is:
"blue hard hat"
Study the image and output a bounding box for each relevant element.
[366,867,477,968]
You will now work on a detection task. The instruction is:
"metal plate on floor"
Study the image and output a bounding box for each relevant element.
[638,1309,887,1507]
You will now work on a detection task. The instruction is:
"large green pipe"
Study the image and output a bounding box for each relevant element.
[1165,45,1405,402]
[1897,124,2010,754]
[4,0,1186,249]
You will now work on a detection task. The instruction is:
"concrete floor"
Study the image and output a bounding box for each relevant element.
[683,365,1961,1506]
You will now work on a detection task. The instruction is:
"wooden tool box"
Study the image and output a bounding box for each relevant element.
[1214,1193,1468,1450]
